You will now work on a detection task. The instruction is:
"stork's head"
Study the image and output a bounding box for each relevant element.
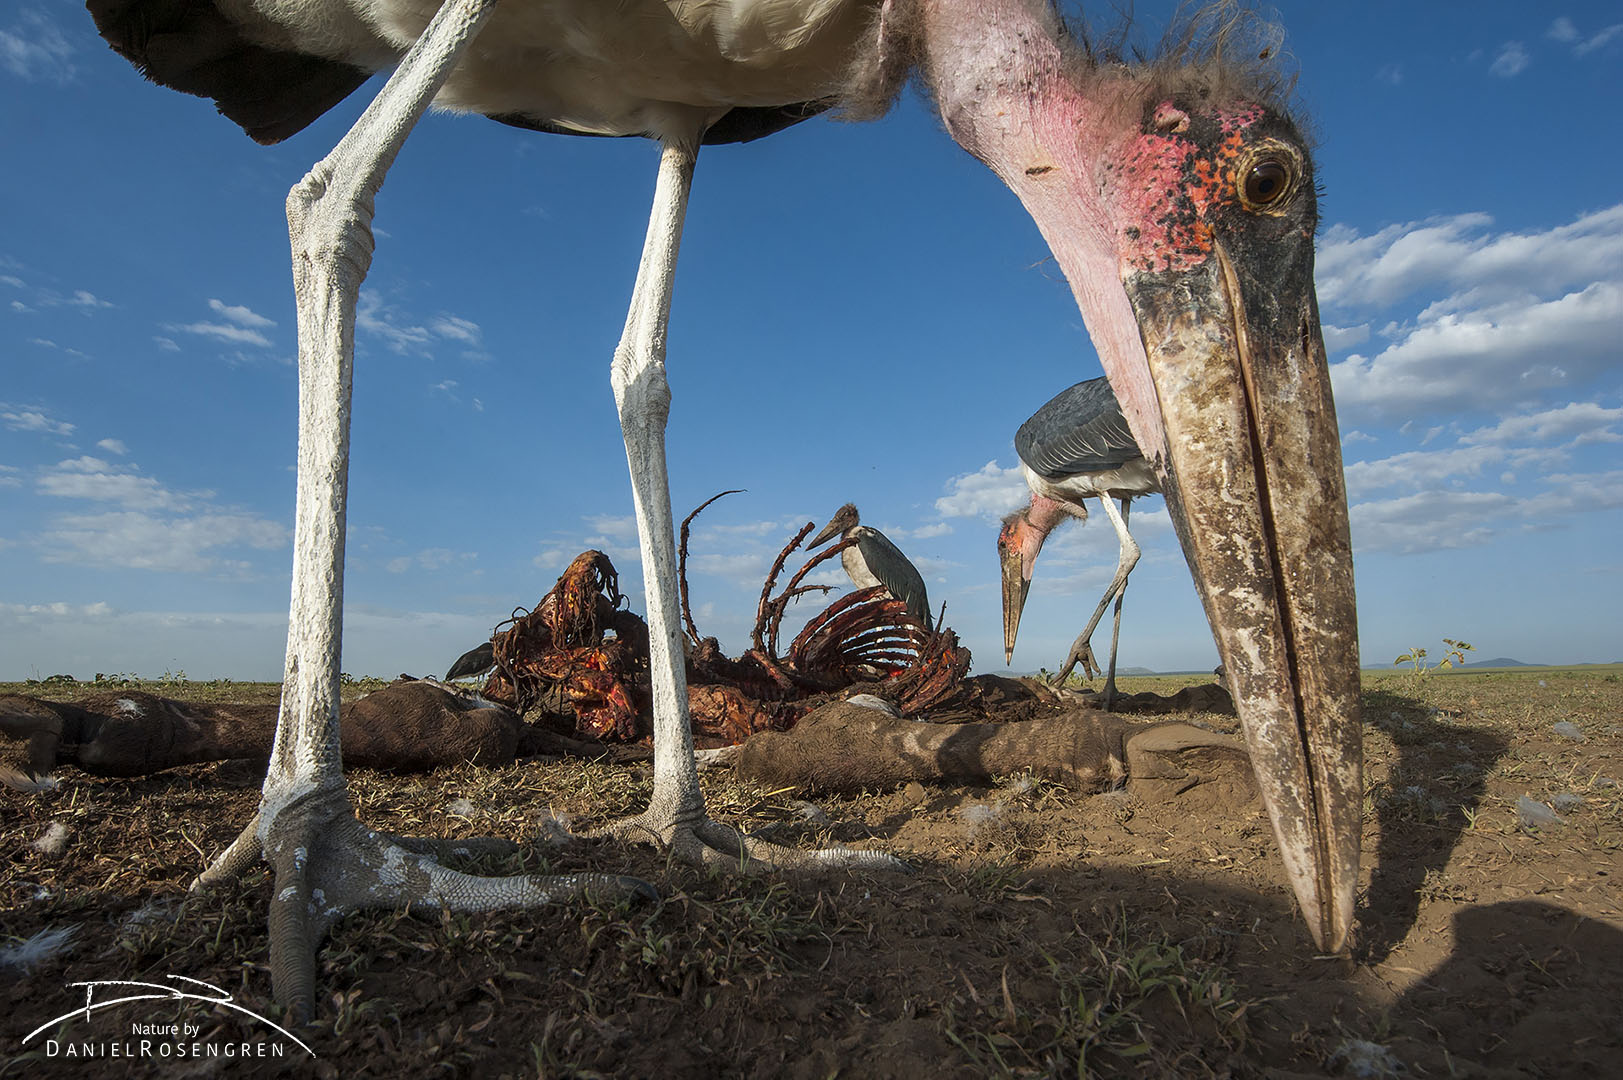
[997,493,1076,663]
[810,502,861,548]
[908,2,1362,953]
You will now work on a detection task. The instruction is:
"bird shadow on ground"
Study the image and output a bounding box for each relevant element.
[1390,899,1623,1071]
[1357,686,1510,966]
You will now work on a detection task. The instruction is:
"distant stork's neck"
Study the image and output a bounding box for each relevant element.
[1027,493,1073,537]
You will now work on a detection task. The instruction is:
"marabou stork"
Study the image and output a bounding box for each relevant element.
[444,641,495,682]
[1000,377,1162,704]
[86,0,1363,1021]
[809,503,933,629]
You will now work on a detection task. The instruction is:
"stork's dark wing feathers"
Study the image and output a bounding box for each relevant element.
[90,1,828,148]
[854,530,932,630]
[444,641,495,682]
[88,0,372,146]
[494,99,830,146]
[1015,378,1143,479]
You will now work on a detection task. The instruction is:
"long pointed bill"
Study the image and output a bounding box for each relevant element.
[1122,240,1361,954]
[1000,538,1031,663]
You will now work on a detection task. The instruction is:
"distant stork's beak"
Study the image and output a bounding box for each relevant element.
[1121,238,1361,955]
[807,519,841,549]
[999,528,1030,664]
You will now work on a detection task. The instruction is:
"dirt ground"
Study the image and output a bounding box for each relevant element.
[2,667,1619,1078]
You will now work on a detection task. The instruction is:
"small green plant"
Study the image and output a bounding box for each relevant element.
[1394,638,1475,677]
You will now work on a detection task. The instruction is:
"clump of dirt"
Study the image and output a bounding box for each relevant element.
[2,668,1619,1077]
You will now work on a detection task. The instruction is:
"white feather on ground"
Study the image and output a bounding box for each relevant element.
[0,766,58,793]
[31,821,70,857]
[0,925,78,975]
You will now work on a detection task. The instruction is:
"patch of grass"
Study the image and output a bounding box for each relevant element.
[942,909,1249,1077]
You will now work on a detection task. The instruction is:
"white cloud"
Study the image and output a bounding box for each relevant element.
[1488,41,1529,77]
[207,299,276,328]
[20,444,288,573]
[1575,24,1623,55]
[171,321,273,347]
[1550,17,1623,55]
[1374,64,1402,86]
[153,336,180,352]
[37,456,204,511]
[0,464,20,488]
[431,315,481,345]
[935,461,1030,520]
[584,514,639,539]
[40,510,286,572]
[1317,205,1623,313]
[1319,205,1623,420]
[95,438,130,456]
[1460,402,1623,447]
[0,9,75,83]
[2,406,74,437]
[357,291,485,357]
[385,548,474,574]
[1322,323,1369,352]
[67,289,111,310]
[1328,280,1621,417]
[1350,490,1515,554]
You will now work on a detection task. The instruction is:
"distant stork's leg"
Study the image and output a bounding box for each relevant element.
[1052,492,1142,689]
[193,0,649,1025]
[1101,498,1132,710]
[593,130,899,873]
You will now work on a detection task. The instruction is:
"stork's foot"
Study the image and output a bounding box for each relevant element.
[193,787,654,1025]
[585,805,907,874]
[1051,641,1101,687]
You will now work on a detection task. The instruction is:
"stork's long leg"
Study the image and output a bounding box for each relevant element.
[590,132,900,872]
[1101,497,1131,709]
[192,0,649,1025]
[1052,492,1142,688]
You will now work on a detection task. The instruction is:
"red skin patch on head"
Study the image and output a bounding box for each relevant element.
[1118,102,1265,275]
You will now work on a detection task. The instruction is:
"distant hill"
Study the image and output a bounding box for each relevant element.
[1458,657,1540,669]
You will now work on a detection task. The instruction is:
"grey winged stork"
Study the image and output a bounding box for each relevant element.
[1000,377,1161,704]
[86,0,1363,1021]
[810,503,933,629]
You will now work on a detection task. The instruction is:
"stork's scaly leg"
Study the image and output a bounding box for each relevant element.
[191,0,649,1025]
[1052,493,1142,688]
[1101,498,1132,710]
[592,133,900,873]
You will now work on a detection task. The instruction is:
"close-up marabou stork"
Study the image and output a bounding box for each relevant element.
[85,0,1362,1022]
[1000,377,1162,704]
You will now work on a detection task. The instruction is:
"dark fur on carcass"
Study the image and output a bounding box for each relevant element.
[731,698,1257,806]
[0,681,521,780]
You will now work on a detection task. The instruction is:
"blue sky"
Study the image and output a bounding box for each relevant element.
[2,1,1619,681]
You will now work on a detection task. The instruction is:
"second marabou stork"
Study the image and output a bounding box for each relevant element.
[1000,377,1162,704]
[86,0,1363,1021]
[810,503,933,629]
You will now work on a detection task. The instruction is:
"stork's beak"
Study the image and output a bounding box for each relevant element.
[1121,240,1361,955]
[807,519,841,548]
[999,532,1030,664]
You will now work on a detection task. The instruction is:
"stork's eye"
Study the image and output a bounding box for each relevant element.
[1239,157,1293,211]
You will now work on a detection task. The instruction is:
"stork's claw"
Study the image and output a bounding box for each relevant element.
[1052,640,1101,687]
[194,789,656,1025]
[585,811,908,874]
